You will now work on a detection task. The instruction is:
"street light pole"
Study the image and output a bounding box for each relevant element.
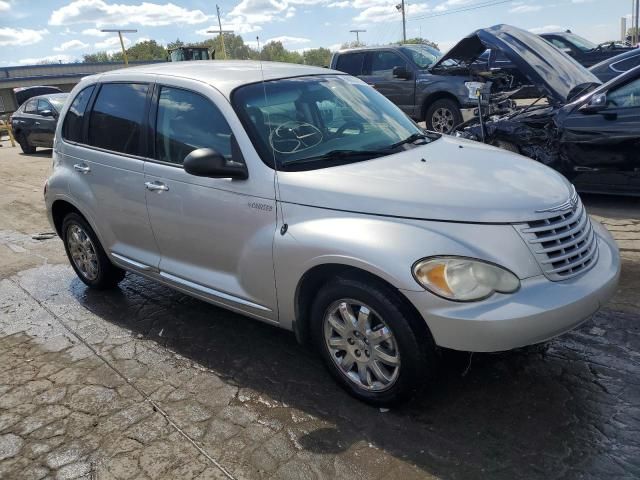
[100,28,137,65]
[635,0,639,45]
[349,29,366,44]
[401,0,407,43]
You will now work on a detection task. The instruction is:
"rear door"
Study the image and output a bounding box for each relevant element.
[360,50,416,116]
[20,99,38,144]
[561,76,640,194]
[143,80,278,321]
[63,81,161,270]
[333,52,366,78]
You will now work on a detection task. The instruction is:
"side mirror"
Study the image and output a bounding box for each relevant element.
[392,66,412,79]
[183,148,248,179]
[40,109,55,117]
[579,92,608,113]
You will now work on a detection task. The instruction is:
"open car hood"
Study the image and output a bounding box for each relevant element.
[432,24,602,104]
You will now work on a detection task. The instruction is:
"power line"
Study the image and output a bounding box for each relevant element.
[409,0,513,22]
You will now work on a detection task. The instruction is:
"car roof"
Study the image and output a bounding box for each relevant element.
[24,93,69,102]
[98,60,343,98]
[335,45,407,54]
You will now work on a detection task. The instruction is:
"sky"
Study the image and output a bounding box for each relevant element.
[0,0,635,66]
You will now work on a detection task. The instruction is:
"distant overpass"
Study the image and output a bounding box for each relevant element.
[0,60,163,113]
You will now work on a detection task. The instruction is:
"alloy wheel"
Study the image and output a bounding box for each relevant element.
[431,107,455,133]
[323,299,401,392]
[67,224,99,281]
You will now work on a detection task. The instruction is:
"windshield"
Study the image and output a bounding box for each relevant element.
[563,33,597,52]
[400,45,442,68]
[233,75,431,170]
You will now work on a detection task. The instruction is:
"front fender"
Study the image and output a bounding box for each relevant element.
[274,203,541,330]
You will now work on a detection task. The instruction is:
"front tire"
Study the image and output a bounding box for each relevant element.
[311,276,436,406]
[62,213,125,289]
[425,99,463,134]
[17,132,36,154]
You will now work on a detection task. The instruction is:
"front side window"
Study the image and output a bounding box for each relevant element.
[607,78,640,109]
[24,100,37,114]
[233,75,432,171]
[155,86,233,165]
[550,38,571,50]
[37,99,53,114]
[370,51,408,76]
[335,53,365,76]
[62,86,95,143]
[88,83,148,155]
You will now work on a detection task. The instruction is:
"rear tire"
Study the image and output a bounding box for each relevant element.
[311,276,437,406]
[62,213,125,289]
[17,132,36,154]
[425,99,463,134]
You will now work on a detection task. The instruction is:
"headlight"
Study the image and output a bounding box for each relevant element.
[412,257,520,302]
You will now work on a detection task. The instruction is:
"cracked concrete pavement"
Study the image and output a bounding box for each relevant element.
[0,143,639,479]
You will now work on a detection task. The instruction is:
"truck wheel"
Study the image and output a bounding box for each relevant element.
[62,213,125,289]
[425,99,463,134]
[311,275,437,406]
[18,133,36,154]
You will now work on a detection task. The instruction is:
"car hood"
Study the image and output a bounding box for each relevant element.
[277,136,575,224]
[432,24,602,104]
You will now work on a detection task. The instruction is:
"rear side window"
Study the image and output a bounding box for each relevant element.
[24,100,37,114]
[62,86,95,143]
[154,86,232,165]
[335,53,365,76]
[88,83,148,156]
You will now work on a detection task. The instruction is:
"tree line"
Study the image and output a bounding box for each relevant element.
[80,34,439,67]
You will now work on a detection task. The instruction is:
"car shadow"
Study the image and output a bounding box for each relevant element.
[73,273,635,479]
[18,148,53,158]
[582,193,640,220]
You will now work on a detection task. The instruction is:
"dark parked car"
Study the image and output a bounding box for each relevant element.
[10,93,68,153]
[590,48,640,83]
[454,26,639,196]
[330,45,489,133]
[540,31,634,67]
[14,86,63,106]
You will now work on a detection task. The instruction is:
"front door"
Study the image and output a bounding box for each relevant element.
[361,50,416,116]
[143,83,278,321]
[34,99,57,146]
[561,76,640,194]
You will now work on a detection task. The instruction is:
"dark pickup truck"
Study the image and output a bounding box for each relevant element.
[540,31,634,68]
[330,45,480,133]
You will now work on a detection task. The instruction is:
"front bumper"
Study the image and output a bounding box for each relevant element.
[402,221,620,352]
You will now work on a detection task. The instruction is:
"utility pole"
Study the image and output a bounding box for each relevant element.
[635,0,639,45]
[401,0,407,43]
[100,29,137,65]
[349,29,366,44]
[207,5,234,59]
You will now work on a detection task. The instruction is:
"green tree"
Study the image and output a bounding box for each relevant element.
[260,41,303,63]
[340,40,365,49]
[126,40,167,61]
[400,37,439,50]
[167,38,185,50]
[201,34,257,60]
[82,51,123,63]
[302,47,331,67]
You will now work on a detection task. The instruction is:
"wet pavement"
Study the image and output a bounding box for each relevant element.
[0,214,639,479]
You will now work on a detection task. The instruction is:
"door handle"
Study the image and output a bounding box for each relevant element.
[35,122,40,125]
[73,163,90,174]
[145,181,169,192]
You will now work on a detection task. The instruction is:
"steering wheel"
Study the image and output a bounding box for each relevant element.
[335,121,365,137]
[269,120,323,154]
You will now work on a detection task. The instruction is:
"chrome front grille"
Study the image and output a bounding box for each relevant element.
[516,196,598,281]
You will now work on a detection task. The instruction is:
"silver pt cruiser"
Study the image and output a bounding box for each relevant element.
[45,61,620,405]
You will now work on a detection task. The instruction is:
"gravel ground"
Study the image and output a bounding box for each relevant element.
[0,142,639,479]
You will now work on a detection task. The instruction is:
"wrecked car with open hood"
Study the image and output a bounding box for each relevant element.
[447,25,640,196]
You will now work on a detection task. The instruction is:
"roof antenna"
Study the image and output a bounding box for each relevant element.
[257,36,288,235]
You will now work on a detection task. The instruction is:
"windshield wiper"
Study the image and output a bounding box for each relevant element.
[388,132,429,149]
[280,149,386,168]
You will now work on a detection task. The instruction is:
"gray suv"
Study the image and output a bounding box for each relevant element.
[45,61,620,405]
[330,45,478,133]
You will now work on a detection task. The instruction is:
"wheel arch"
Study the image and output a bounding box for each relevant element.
[421,91,461,121]
[51,198,90,237]
[293,263,429,346]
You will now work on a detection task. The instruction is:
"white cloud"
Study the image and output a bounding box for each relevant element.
[0,1,10,11]
[509,4,542,13]
[432,0,475,13]
[19,54,75,65]
[354,2,429,24]
[49,0,209,27]
[95,35,131,49]
[265,35,311,46]
[0,27,48,47]
[81,28,109,37]
[328,1,349,7]
[54,39,90,51]
[195,22,262,35]
[529,25,565,34]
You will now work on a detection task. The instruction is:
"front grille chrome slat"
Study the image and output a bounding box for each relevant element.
[515,195,599,281]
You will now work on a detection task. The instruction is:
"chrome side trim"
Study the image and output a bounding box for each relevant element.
[159,271,271,312]
[111,253,156,271]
